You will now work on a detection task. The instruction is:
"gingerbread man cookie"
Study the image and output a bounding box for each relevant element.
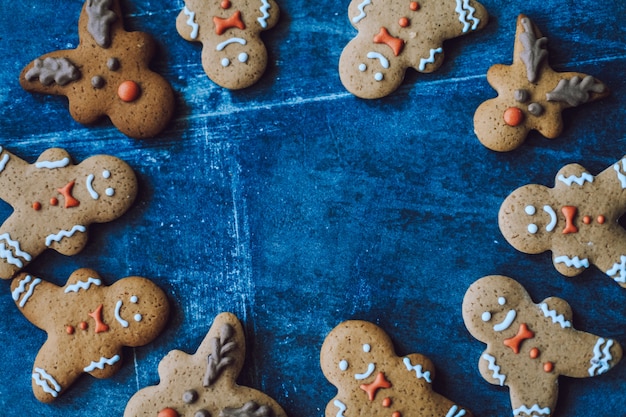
[176,0,280,89]
[124,312,287,417]
[20,0,175,138]
[0,146,137,279]
[339,0,488,99]
[499,155,626,287]
[463,275,622,417]
[11,268,169,402]
[321,320,472,417]
[474,15,608,152]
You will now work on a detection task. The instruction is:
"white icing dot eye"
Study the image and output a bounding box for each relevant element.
[481,311,492,322]
[528,224,538,234]
[238,52,248,63]
[359,63,367,72]
[221,58,230,67]
[374,72,383,81]
[102,170,111,179]
[362,344,371,353]
[339,360,348,371]
[134,314,142,322]
[106,188,115,196]
[498,297,506,306]
[130,295,138,303]
[525,205,536,215]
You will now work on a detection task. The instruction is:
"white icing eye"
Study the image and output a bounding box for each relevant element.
[106,188,115,196]
[498,297,506,306]
[362,344,371,353]
[102,170,111,179]
[359,63,367,72]
[481,311,492,322]
[525,205,536,215]
[374,72,383,81]
[130,295,138,303]
[528,224,538,234]
[339,360,348,371]
[221,58,230,67]
[238,52,248,63]
[134,314,142,322]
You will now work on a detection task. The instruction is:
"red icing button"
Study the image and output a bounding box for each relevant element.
[66,326,75,335]
[392,412,402,417]
[529,347,540,359]
[50,197,58,206]
[597,215,606,224]
[504,107,524,127]
[32,202,41,211]
[543,362,554,373]
[561,206,578,234]
[382,398,392,407]
[79,321,88,330]
[221,0,231,9]
[157,408,180,417]
[583,216,591,224]
[399,17,409,27]
[118,80,141,102]
[409,2,420,11]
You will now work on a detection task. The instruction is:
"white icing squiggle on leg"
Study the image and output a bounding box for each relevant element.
[45,225,87,247]
[445,404,466,417]
[557,172,593,186]
[589,338,615,376]
[454,0,480,32]
[0,233,32,268]
[333,400,347,417]
[482,353,505,385]
[64,277,102,293]
[419,48,443,71]
[512,404,550,416]
[32,368,62,398]
[613,158,626,188]
[84,354,121,372]
[352,0,371,23]
[554,255,589,269]
[606,255,626,283]
[183,6,199,39]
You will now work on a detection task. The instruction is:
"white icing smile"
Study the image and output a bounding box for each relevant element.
[355,363,375,380]
[493,310,517,332]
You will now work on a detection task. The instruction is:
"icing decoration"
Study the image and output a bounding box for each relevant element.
[86,0,117,47]
[183,389,198,403]
[493,309,516,332]
[339,360,349,371]
[557,173,593,187]
[33,202,42,211]
[79,321,88,330]
[355,363,375,380]
[529,348,540,359]
[118,80,141,102]
[352,0,371,23]
[547,76,606,106]
[583,216,591,224]
[445,405,466,417]
[115,300,129,327]
[258,0,272,28]
[543,362,554,373]
[66,326,75,334]
[481,312,491,322]
[606,255,626,283]
[613,159,626,188]
[482,353,505,385]
[45,225,87,247]
[157,409,179,417]
[32,368,62,398]
[454,0,480,33]
[503,107,524,127]
[362,344,371,353]
[216,37,247,51]
[0,153,9,173]
[373,27,404,56]
[91,75,105,88]
[57,181,80,208]
[25,58,81,87]
[519,17,547,83]
[402,357,432,383]
[513,405,550,417]
[86,174,99,199]
[597,215,605,224]
[88,304,109,333]
[503,323,534,354]
[0,233,32,267]
[554,255,589,269]
[561,206,578,234]
[515,89,529,102]
[50,198,59,206]
[203,323,237,387]
[525,205,536,215]
[12,275,42,308]
[589,338,615,376]
[539,303,571,328]
[527,102,544,116]
[543,205,557,232]
[64,277,102,293]
[527,224,538,234]
[35,158,71,169]
[221,402,273,417]
[399,17,409,28]
[359,372,391,401]
[367,52,390,69]
[213,11,246,35]
[83,354,121,372]
[107,58,120,71]
[418,48,443,71]
[221,0,231,9]
[183,6,199,39]
[382,397,391,407]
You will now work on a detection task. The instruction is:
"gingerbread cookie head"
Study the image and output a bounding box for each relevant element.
[0,146,137,279]
[124,312,287,417]
[321,320,473,417]
[11,268,169,402]
[339,0,489,99]
[463,275,622,417]
[176,0,280,90]
[499,156,626,287]
[474,15,608,152]
[20,0,175,138]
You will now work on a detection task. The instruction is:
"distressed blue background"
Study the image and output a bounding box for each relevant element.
[0,0,625,416]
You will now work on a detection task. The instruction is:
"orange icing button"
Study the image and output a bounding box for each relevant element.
[360,372,392,401]
[118,80,141,102]
[157,408,179,417]
[79,321,88,330]
[399,17,409,27]
[382,398,392,407]
[373,27,405,56]
[392,412,402,417]
[597,215,606,224]
[214,10,246,35]
[503,323,535,354]
[66,326,75,335]
[32,202,41,211]
[543,362,554,373]
[50,197,58,206]
[504,107,524,127]
[409,2,420,11]
[220,0,231,8]
[561,206,578,234]
[583,216,591,224]
[529,347,540,359]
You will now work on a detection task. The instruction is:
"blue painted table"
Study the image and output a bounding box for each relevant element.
[0,0,625,416]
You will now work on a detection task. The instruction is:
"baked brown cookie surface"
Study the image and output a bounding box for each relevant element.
[20,0,175,138]
[474,15,608,152]
[11,268,170,402]
[463,275,622,417]
[0,146,137,279]
[124,312,287,417]
[176,0,280,89]
[339,0,488,99]
[321,320,472,417]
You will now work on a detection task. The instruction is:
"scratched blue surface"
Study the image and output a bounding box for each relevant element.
[0,0,625,416]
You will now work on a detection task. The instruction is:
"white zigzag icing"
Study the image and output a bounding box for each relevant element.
[352,0,371,23]
[589,338,614,376]
[539,302,571,328]
[454,0,480,33]
[258,0,271,28]
[0,233,32,267]
[333,399,347,417]
[445,405,466,417]
[64,277,102,293]
[17,277,41,308]
[557,172,593,186]
[614,159,626,188]
[482,353,505,386]
[35,157,70,169]
[512,404,550,416]
[183,6,199,39]
[45,225,86,247]
[403,357,432,383]
[554,255,589,269]
[606,255,626,283]
[419,47,443,71]
[32,368,61,397]
[84,354,121,372]
[0,152,9,174]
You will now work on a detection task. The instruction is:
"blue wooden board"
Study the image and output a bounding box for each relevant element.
[0,0,625,415]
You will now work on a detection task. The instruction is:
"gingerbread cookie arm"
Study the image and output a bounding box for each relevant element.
[31,343,84,402]
[508,380,558,417]
[556,332,622,379]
